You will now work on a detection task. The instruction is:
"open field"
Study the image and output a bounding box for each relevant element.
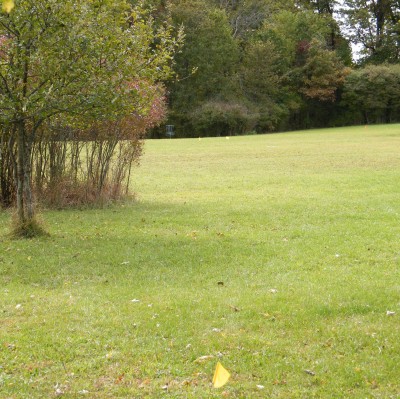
[0,124,399,398]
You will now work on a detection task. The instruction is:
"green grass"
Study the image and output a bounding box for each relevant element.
[1,124,399,398]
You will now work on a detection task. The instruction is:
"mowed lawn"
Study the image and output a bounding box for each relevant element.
[0,125,399,398]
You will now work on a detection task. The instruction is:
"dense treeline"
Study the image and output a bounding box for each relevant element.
[150,0,400,137]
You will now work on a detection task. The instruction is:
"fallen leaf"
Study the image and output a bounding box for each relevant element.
[386,310,395,316]
[2,0,14,13]
[138,378,151,388]
[273,379,287,385]
[194,355,214,363]
[105,352,115,359]
[213,362,231,388]
[186,231,198,239]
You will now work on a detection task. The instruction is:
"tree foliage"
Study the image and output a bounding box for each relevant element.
[300,39,350,102]
[156,0,356,135]
[165,0,241,135]
[341,0,400,63]
[342,64,400,123]
[0,0,181,234]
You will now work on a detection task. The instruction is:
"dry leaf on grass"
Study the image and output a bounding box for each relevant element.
[194,355,214,363]
[304,369,316,376]
[386,310,395,316]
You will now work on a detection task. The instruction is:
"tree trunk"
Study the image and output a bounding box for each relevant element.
[0,128,16,207]
[385,99,392,123]
[24,136,34,220]
[16,122,26,223]
[15,120,35,224]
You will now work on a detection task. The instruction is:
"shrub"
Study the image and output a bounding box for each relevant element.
[191,101,257,136]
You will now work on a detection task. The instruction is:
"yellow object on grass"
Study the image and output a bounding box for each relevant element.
[2,0,15,13]
[212,362,231,388]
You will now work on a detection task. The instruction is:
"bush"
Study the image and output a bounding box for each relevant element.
[191,101,258,136]
[342,64,400,124]
[2,84,166,210]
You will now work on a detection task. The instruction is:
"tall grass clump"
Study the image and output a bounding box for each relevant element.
[9,211,48,239]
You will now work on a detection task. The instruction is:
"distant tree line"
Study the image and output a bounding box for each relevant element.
[148,0,400,137]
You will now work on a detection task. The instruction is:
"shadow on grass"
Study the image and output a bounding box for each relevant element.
[0,200,269,288]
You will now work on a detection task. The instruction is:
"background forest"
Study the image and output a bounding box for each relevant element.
[149,0,400,137]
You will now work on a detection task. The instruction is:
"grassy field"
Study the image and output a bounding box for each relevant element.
[0,124,399,398]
